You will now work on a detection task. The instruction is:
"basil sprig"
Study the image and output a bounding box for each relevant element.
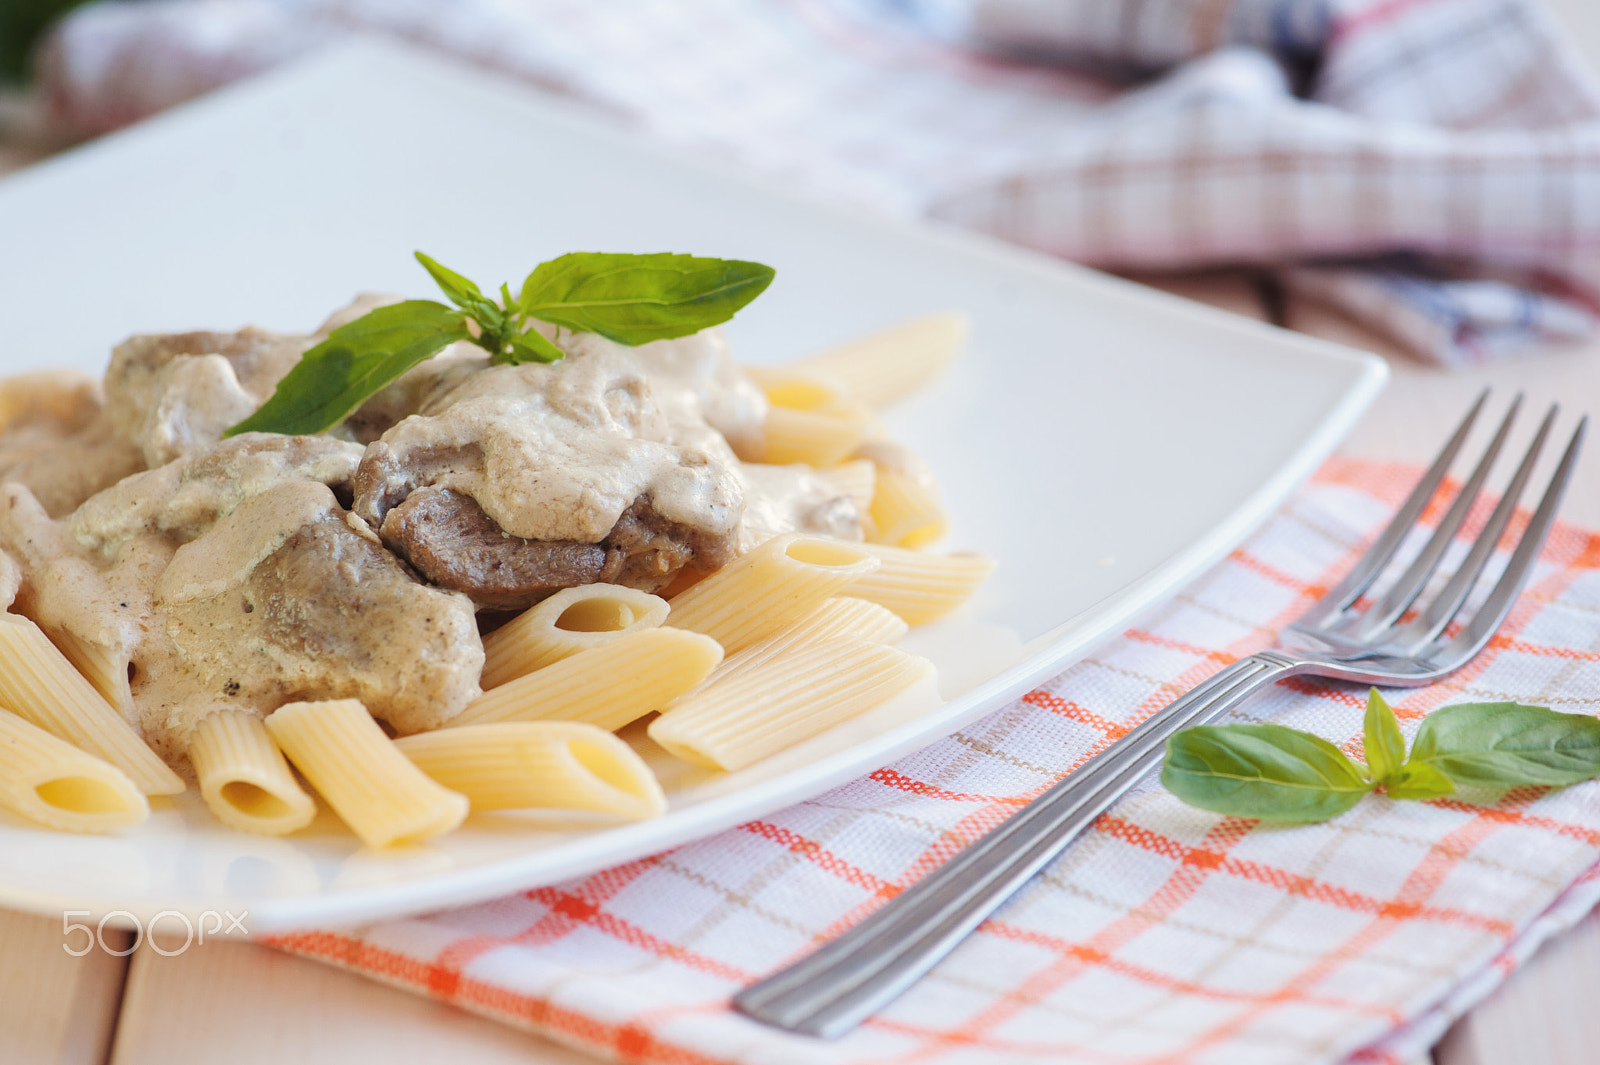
[226,250,775,438]
[1161,690,1600,823]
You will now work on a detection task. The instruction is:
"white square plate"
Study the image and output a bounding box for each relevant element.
[0,39,1384,930]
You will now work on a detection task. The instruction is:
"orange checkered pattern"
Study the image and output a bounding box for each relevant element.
[270,458,1600,1065]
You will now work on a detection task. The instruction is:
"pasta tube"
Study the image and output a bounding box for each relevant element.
[857,442,947,549]
[0,613,183,795]
[448,627,723,731]
[818,459,876,514]
[0,708,148,832]
[396,722,665,819]
[265,699,468,849]
[480,584,670,689]
[789,312,968,408]
[190,710,316,836]
[709,596,906,686]
[745,369,878,466]
[45,625,134,719]
[649,638,934,771]
[666,534,880,653]
[847,544,997,625]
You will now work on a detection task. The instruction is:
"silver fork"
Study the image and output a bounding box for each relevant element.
[735,392,1587,1039]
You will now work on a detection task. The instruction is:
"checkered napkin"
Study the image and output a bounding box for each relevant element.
[263,458,1600,1065]
[35,0,1600,364]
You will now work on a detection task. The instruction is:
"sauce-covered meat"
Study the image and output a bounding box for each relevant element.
[0,302,864,768]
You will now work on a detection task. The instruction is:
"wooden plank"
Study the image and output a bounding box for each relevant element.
[1434,909,1600,1065]
[110,935,599,1065]
[0,908,130,1065]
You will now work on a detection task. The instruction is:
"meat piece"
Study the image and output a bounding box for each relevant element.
[378,487,732,610]
[350,346,747,606]
[105,326,313,466]
[0,371,144,516]
[380,486,610,611]
[154,481,482,737]
[71,432,365,558]
[603,496,730,588]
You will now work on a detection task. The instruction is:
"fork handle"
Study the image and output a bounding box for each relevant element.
[733,650,1305,1038]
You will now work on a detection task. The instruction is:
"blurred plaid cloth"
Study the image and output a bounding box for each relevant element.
[35,0,1600,362]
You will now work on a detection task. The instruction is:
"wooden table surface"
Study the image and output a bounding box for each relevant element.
[4,4,1600,1061]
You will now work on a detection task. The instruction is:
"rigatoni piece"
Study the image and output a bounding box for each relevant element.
[789,312,968,408]
[667,534,879,653]
[481,584,670,689]
[448,627,723,731]
[396,722,665,819]
[265,699,468,849]
[0,613,183,795]
[649,638,934,771]
[847,544,997,626]
[190,710,316,836]
[709,596,907,687]
[0,708,147,832]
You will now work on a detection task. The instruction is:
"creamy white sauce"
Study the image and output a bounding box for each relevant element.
[0,299,862,767]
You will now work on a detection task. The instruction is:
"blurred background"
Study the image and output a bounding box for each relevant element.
[4,0,1600,373]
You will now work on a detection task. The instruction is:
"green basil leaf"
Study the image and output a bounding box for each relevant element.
[1383,760,1456,801]
[1408,702,1600,787]
[225,300,470,437]
[1162,723,1374,823]
[1363,688,1406,785]
[415,252,490,314]
[519,252,775,344]
[502,329,565,365]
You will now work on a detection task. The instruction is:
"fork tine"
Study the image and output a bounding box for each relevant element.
[1393,405,1557,649]
[1304,389,1488,629]
[1352,394,1522,638]
[1440,416,1587,661]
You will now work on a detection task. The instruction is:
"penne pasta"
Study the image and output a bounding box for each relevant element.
[45,624,133,718]
[649,637,934,771]
[744,368,878,466]
[867,466,947,549]
[709,596,907,687]
[396,722,665,819]
[666,534,880,653]
[817,458,877,515]
[847,543,997,625]
[190,710,317,836]
[788,312,969,408]
[855,440,947,549]
[480,584,670,689]
[448,627,723,731]
[265,699,468,849]
[0,707,148,833]
[0,613,183,795]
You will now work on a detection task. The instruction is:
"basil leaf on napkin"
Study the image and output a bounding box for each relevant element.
[226,300,469,437]
[1363,687,1407,786]
[1162,723,1373,822]
[1407,702,1600,786]
[1161,691,1600,824]
[1383,760,1456,801]
[519,252,775,344]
